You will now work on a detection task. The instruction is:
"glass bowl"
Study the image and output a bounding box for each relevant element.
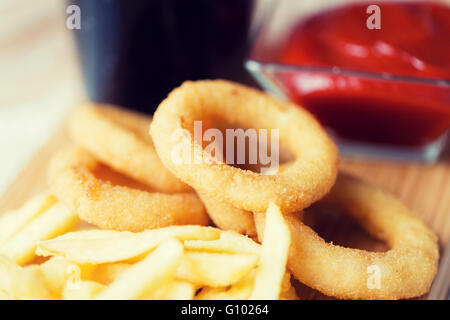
[246,0,450,162]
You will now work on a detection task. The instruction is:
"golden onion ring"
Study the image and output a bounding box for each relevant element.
[48,147,208,232]
[150,80,338,213]
[254,174,439,300]
[68,104,190,193]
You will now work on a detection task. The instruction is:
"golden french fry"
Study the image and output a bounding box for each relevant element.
[0,193,57,246]
[18,265,52,300]
[0,202,77,265]
[90,263,132,285]
[176,252,257,287]
[36,226,219,264]
[95,239,184,300]
[279,285,299,300]
[196,271,255,300]
[195,287,227,300]
[62,280,105,300]
[278,273,299,300]
[0,289,13,300]
[146,280,196,300]
[250,202,291,300]
[280,272,292,293]
[184,230,260,255]
[0,255,18,296]
[39,257,94,297]
[0,256,51,300]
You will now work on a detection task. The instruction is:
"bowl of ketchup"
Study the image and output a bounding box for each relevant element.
[247,0,450,161]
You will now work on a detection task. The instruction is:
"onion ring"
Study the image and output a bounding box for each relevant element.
[254,174,439,300]
[198,165,295,237]
[198,193,257,238]
[68,104,191,193]
[48,147,208,232]
[150,80,338,213]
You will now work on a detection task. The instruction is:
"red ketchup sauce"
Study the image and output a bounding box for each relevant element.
[253,2,450,146]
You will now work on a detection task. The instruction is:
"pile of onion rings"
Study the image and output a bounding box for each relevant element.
[45,80,439,299]
[149,80,439,300]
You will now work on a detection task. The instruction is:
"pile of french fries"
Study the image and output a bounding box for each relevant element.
[0,194,297,300]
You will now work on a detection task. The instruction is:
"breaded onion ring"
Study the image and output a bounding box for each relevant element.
[150,80,338,213]
[198,193,257,238]
[68,104,190,193]
[198,165,295,237]
[48,147,208,232]
[254,175,439,300]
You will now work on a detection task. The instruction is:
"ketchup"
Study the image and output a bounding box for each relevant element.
[252,2,450,147]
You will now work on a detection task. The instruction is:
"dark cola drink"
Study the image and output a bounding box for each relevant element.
[69,0,257,113]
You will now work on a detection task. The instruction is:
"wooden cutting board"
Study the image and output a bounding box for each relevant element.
[0,123,449,300]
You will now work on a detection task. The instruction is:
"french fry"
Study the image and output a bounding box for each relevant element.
[36,226,219,264]
[176,252,257,287]
[18,265,52,300]
[95,239,183,300]
[280,272,292,293]
[62,280,105,300]
[196,271,255,300]
[0,255,18,297]
[279,285,299,300]
[250,202,291,300]
[0,256,51,300]
[147,280,196,300]
[278,273,299,300]
[184,230,260,255]
[39,257,95,297]
[0,193,57,246]
[90,263,132,285]
[0,196,292,300]
[0,289,13,300]
[0,202,77,265]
